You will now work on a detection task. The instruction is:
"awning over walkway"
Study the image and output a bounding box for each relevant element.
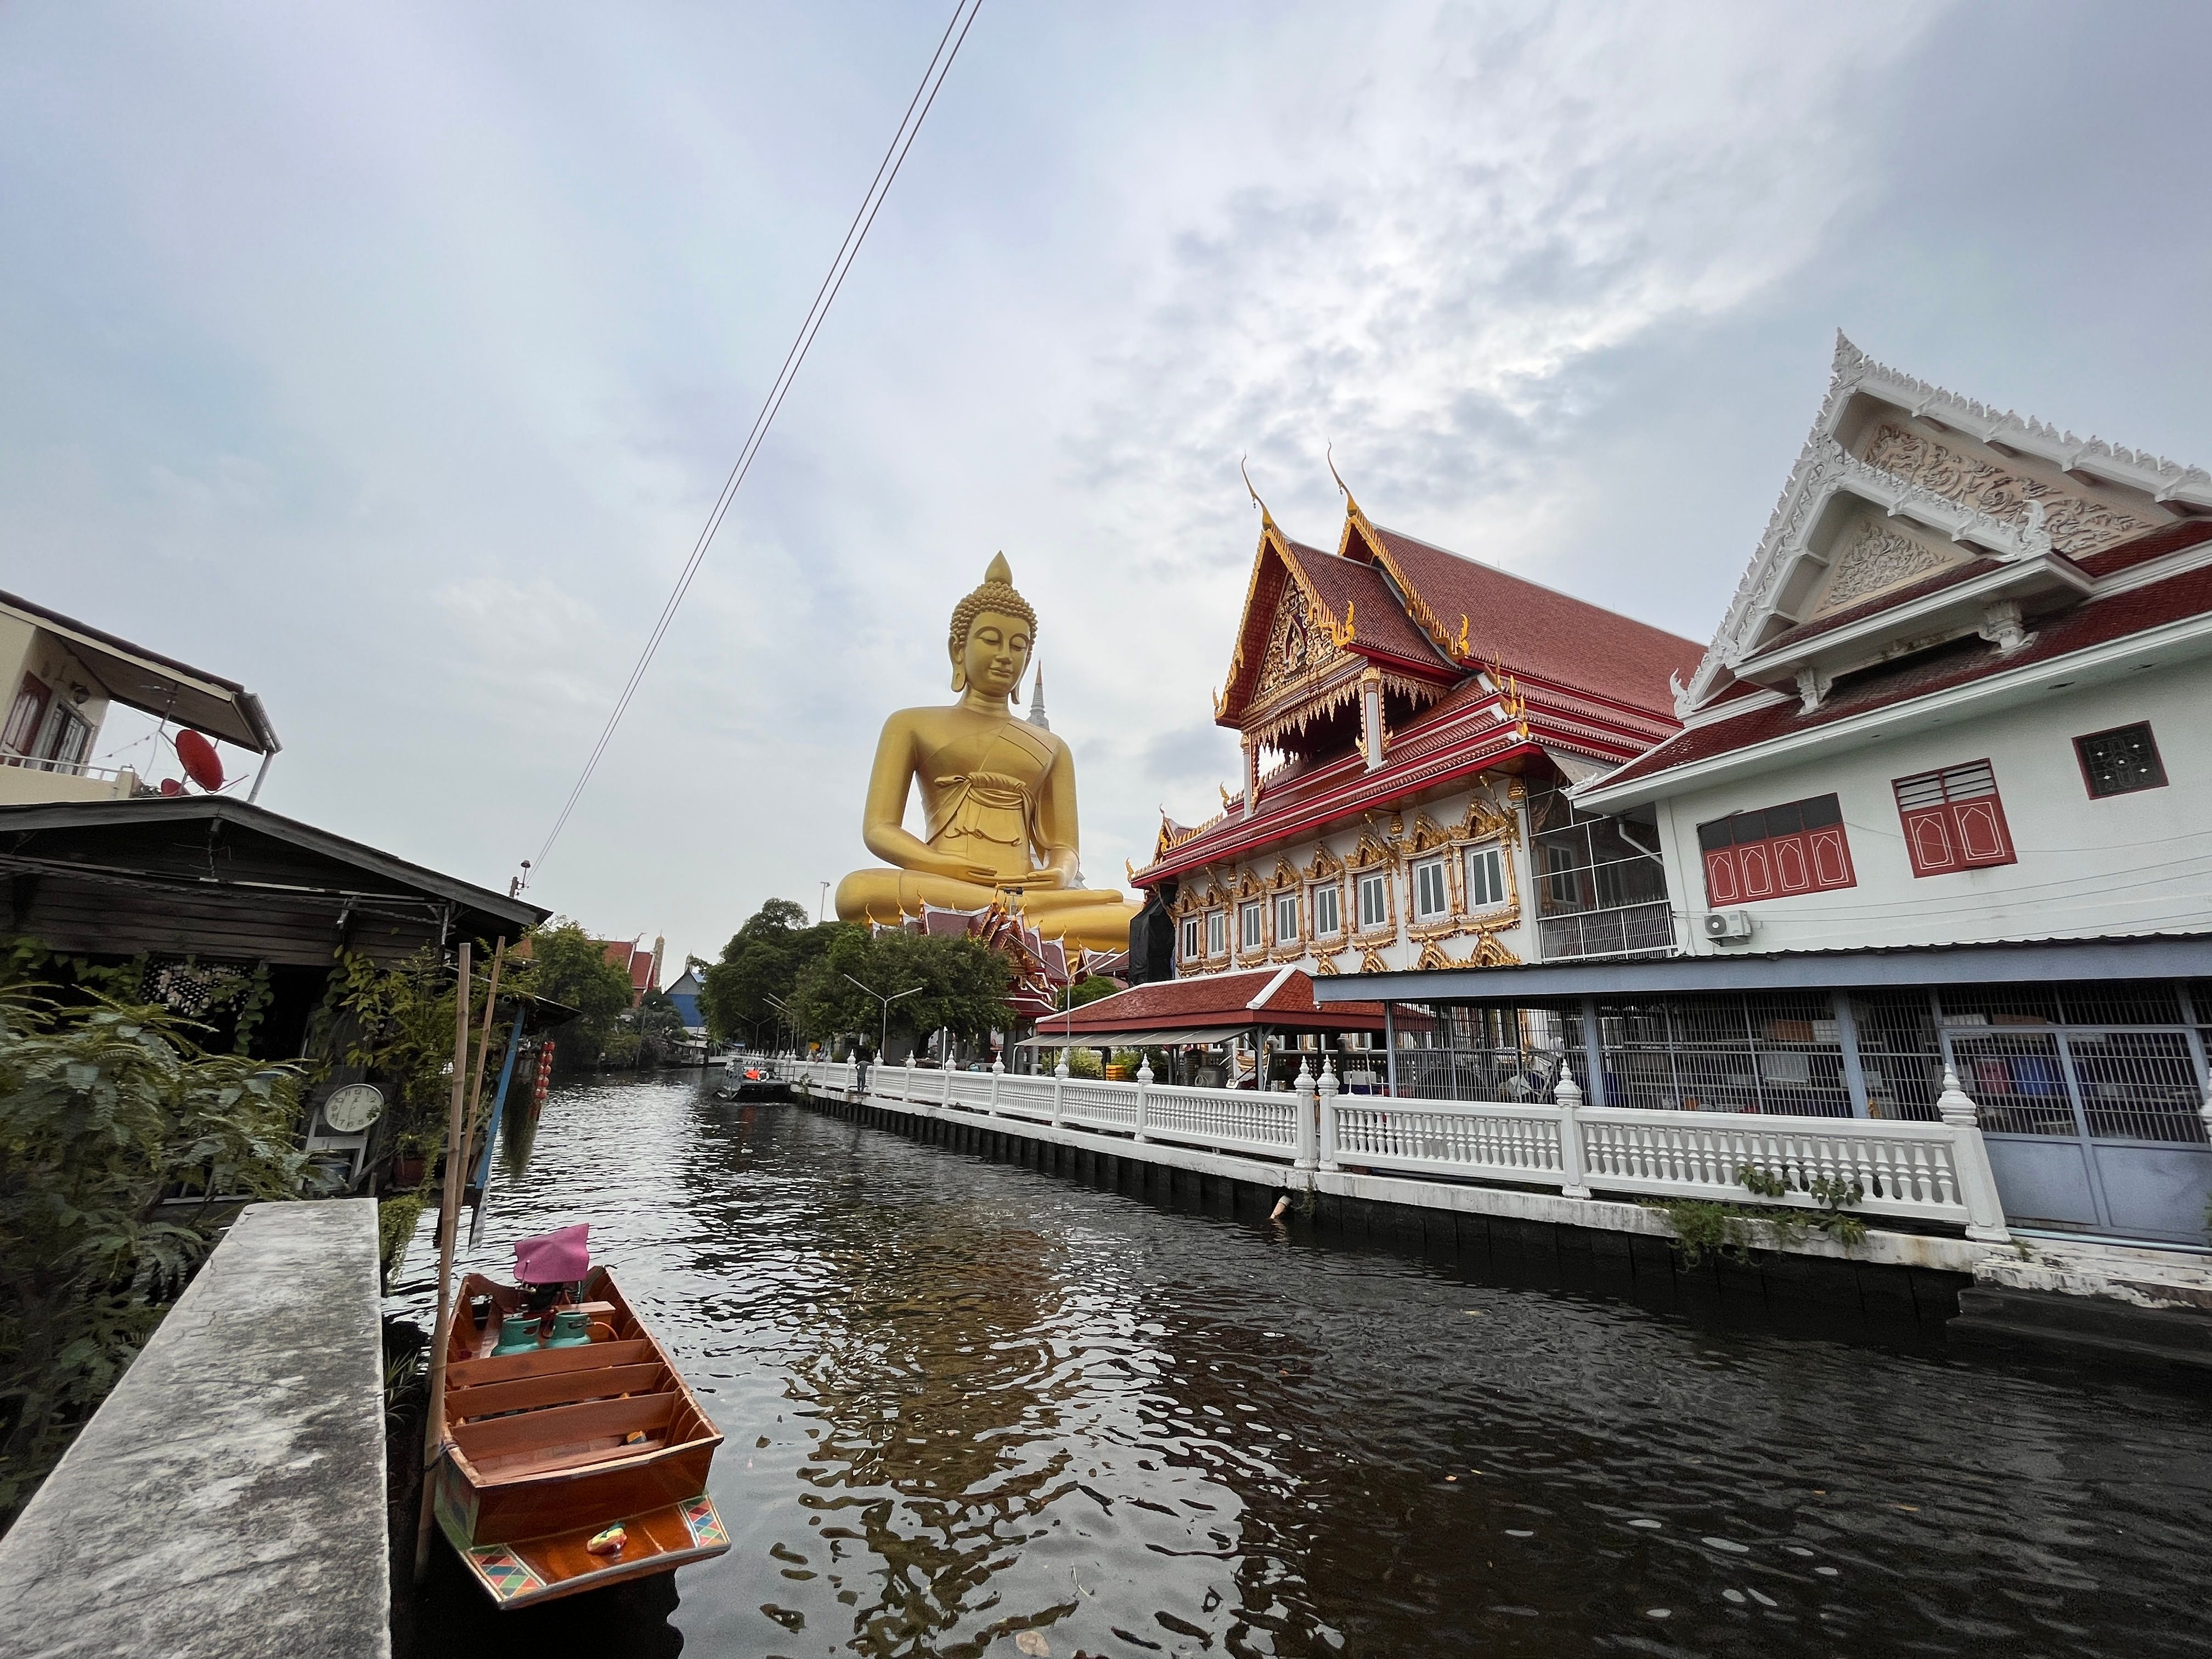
[1310,933,2212,1005]
[1017,1025,1249,1049]
[1042,964,1386,1041]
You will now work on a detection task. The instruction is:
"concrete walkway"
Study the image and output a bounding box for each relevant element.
[0,1200,389,1659]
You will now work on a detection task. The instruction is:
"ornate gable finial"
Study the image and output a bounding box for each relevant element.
[1240,454,1278,533]
[1326,442,1364,522]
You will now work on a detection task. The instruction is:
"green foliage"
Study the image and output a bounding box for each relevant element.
[784,926,1014,1053]
[1650,1163,1871,1265]
[511,921,636,1069]
[1064,976,1119,1010]
[0,988,315,1519]
[701,901,847,1047]
[319,949,464,1159]
[377,1194,425,1286]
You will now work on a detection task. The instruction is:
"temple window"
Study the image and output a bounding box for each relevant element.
[1274,892,1299,944]
[1412,856,1450,922]
[1205,910,1227,956]
[1892,764,2015,876]
[2075,722,2166,798]
[1356,871,1390,931]
[1239,900,1265,950]
[1466,844,1506,910]
[1181,916,1202,961]
[1313,883,1341,938]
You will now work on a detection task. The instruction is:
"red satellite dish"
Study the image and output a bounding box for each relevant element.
[159,777,183,796]
[174,730,224,792]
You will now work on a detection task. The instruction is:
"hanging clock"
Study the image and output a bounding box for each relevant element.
[322,1083,386,1135]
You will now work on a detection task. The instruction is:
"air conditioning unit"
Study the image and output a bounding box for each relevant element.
[1702,910,1756,943]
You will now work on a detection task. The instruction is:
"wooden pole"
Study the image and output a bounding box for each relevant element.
[458,939,508,1195]
[413,939,473,1585]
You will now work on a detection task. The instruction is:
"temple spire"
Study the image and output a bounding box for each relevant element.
[1026,661,1049,731]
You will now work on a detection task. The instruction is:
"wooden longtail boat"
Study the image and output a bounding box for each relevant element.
[430,1267,727,1609]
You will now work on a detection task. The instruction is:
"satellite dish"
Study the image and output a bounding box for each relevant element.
[322,1083,385,1134]
[175,730,224,792]
[159,777,183,796]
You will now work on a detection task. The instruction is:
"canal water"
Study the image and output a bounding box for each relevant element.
[395,1073,2212,1659]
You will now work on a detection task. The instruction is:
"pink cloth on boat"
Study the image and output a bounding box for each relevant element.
[514,1223,590,1284]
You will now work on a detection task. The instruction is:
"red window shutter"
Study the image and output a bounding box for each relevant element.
[1950,797,2015,866]
[1901,806,1956,875]
[1808,826,1853,890]
[1703,847,1740,905]
[1769,832,1813,893]
[1736,841,1775,899]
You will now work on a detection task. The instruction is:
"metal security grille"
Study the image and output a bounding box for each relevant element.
[2066,1032,2206,1143]
[2075,722,2167,798]
[1390,1003,1565,1103]
[1594,992,1852,1117]
[1850,990,1945,1121]
[1950,1033,2074,1136]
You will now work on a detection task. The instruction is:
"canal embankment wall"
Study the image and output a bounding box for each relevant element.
[781,1071,1978,1340]
[0,1200,390,1659]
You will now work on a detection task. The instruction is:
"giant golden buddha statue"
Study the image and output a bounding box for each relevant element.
[834,555,1139,953]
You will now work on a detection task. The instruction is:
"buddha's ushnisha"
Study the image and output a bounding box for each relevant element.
[834,554,1138,952]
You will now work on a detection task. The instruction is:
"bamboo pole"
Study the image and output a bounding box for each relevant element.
[413,939,473,1585]
[458,939,508,1197]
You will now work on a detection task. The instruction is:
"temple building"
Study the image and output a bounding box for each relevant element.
[1307,335,2212,1248]
[1127,478,1703,978]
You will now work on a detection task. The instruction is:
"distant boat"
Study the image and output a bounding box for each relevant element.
[430,1267,728,1608]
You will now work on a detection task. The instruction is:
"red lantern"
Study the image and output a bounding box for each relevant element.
[174,730,224,792]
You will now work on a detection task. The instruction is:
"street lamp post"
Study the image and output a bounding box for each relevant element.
[764,992,793,1057]
[842,973,923,1064]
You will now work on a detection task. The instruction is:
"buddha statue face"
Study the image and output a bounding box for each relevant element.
[955,608,1032,701]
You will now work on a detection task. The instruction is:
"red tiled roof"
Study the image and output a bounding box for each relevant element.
[1598,561,2212,790]
[1049,967,1384,1035]
[1362,525,1703,716]
[1279,541,1450,671]
[2073,517,2212,578]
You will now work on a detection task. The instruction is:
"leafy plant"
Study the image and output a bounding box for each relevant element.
[1735,1162,1867,1248]
[0,988,317,1521]
[377,1194,425,1287]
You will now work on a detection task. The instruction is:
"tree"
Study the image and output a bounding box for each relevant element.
[513,921,635,1069]
[787,928,1013,1054]
[1064,975,1120,1009]
[702,901,849,1047]
[0,988,314,1519]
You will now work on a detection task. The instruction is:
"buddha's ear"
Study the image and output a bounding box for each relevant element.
[950,662,967,692]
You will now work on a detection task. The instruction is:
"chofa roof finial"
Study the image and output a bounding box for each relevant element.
[1240,454,1278,533]
[1327,442,1363,520]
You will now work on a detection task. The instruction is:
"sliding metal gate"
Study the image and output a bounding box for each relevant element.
[1946,1024,2211,1244]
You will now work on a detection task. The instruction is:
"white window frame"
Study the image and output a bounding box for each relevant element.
[1181,916,1202,961]
[1465,843,1506,911]
[1412,855,1450,922]
[1312,882,1341,938]
[1205,909,1227,956]
[1274,891,1299,944]
[1239,899,1265,951]
[1356,870,1390,931]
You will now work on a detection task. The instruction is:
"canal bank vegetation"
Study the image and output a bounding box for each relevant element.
[704,900,1015,1058]
[1649,1164,1869,1265]
[0,972,317,1525]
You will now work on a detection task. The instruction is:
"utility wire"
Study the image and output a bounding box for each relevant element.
[531,0,983,882]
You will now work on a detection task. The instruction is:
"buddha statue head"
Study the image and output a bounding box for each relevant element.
[948,552,1037,699]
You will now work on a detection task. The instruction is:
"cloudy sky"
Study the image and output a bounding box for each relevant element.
[5,2,2209,970]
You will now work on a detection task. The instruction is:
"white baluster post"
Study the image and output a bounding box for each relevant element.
[1293,1058,1318,1171]
[989,1053,1003,1118]
[1938,1066,2011,1242]
[903,1054,915,1110]
[940,1055,955,1119]
[1053,1048,1069,1128]
[1316,1057,1340,1172]
[1554,1072,1592,1199]
[1133,1057,1153,1143]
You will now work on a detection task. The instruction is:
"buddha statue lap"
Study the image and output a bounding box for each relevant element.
[834,555,1138,954]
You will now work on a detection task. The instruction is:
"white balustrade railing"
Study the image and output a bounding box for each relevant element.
[764,1052,2012,1239]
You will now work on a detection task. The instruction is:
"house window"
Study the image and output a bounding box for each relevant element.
[1465,844,1506,910]
[1893,762,2016,876]
[1312,882,1341,938]
[2075,723,2166,799]
[1274,892,1299,944]
[38,706,92,774]
[1240,900,1265,950]
[1698,793,1857,905]
[1356,870,1390,930]
[2,675,50,759]
[1181,916,1202,961]
[1413,856,1449,921]
[1205,910,1226,956]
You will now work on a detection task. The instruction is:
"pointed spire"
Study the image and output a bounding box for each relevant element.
[1026,661,1049,731]
[1240,454,1277,533]
[1327,442,1364,522]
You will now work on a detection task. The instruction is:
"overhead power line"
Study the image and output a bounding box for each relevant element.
[530,0,984,882]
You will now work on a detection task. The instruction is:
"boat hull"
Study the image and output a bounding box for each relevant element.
[437,1472,729,1609]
